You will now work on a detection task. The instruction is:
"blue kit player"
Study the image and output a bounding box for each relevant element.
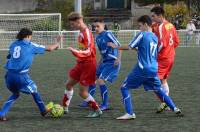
[94,19,122,110]
[108,15,183,120]
[79,19,122,111]
[0,28,60,121]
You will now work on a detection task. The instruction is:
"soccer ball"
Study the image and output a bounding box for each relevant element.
[50,104,64,118]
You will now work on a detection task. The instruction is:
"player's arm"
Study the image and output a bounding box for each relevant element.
[45,36,61,51]
[6,44,13,59]
[32,36,60,54]
[67,29,92,58]
[108,32,142,51]
[45,44,59,52]
[106,32,122,66]
[114,50,122,66]
[107,42,137,50]
[66,47,91,58]
[157,23,165,52]
[173,29,180,48]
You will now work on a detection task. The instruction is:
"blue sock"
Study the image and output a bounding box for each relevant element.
[0,93,19,117]
[88,84,96,97]
[99,84,108,106]
[121,86,134,115]
[32,93,46,113]
[155,89,176,111]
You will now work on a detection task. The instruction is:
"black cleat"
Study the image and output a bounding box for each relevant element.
[175,108,184,117]
[0,116,8,121]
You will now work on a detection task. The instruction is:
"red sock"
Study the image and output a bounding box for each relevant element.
[88,101,99,110]
[62,94,68,107]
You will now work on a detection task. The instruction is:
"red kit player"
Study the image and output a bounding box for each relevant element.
[62,12,102,118]
[151,6,180,113]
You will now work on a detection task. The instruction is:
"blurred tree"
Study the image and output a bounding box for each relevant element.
[164,2,188,29]
[35,0,74,29]
[134,0,199,14]
[134,0,182,6]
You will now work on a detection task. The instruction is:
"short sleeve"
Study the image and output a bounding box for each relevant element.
[31,42,46,54]
[129,32,143,48]
[107,31,121,46]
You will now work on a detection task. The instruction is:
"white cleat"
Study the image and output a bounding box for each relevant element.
[86,109,103,118]
[116,113,136,120]
[174,108,184,117]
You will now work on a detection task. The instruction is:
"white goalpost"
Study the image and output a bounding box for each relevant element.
[0,13,61,50]
[0,13,199,50]
[0,13,61,31]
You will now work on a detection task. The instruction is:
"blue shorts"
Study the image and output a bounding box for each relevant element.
[123,69,161,91]
[5,71,37,94]
[96,62,120,83]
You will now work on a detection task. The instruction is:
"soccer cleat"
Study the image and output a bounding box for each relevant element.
[174,108,184,117]
[41,111,48,117]
[41,102,54,117]
[86,109,102,118]
[0,116,8,121]
[100,105,109,111]
[41,108,52,117]
[116,113,136,120]
[78,101,88,108]
[165,106,171,111]
[63,107,69,114]
[156,103,168,113]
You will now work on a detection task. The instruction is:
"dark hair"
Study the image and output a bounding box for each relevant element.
[68,12,83,21]
[150,6,165,16]
[137,15,152,26]
[16,28,32,40]
[94,18,104,23]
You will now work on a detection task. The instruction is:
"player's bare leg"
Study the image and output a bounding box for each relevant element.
[78,84,96,108]
[62,77,78,113]
[161,79,169,95]
[79,85,102,118]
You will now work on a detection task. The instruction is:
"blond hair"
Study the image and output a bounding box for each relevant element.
[68,12,83,21]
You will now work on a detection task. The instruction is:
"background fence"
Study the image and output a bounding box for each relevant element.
[0,30,199,50]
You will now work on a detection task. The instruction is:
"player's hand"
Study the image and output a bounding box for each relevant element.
[114,58,120,66]
[55,35,62,43]
[55,44,59,50]
[66,47,74,51]
[107,42,118,48]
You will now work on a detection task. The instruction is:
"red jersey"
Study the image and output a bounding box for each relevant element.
[152,20,179,60]
[70,28,96,63]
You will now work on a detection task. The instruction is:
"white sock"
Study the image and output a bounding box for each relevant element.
[161,83,169,96]
[84,94,95,102]
[65,89,74,106]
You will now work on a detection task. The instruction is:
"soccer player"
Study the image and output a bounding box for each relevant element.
[79,19,122,110]
[89,19,122,110]
[0,28,60,121]
[151,6,180,113]
[108,15,183,120]
[62,12,102,118]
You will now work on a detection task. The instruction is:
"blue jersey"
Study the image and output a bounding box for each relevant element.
[96,31,120,62]
[129,31,158,77]
[5,39,45,73]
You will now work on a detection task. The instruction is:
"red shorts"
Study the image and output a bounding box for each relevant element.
[158,58,174,79]
[69,60,96,86]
